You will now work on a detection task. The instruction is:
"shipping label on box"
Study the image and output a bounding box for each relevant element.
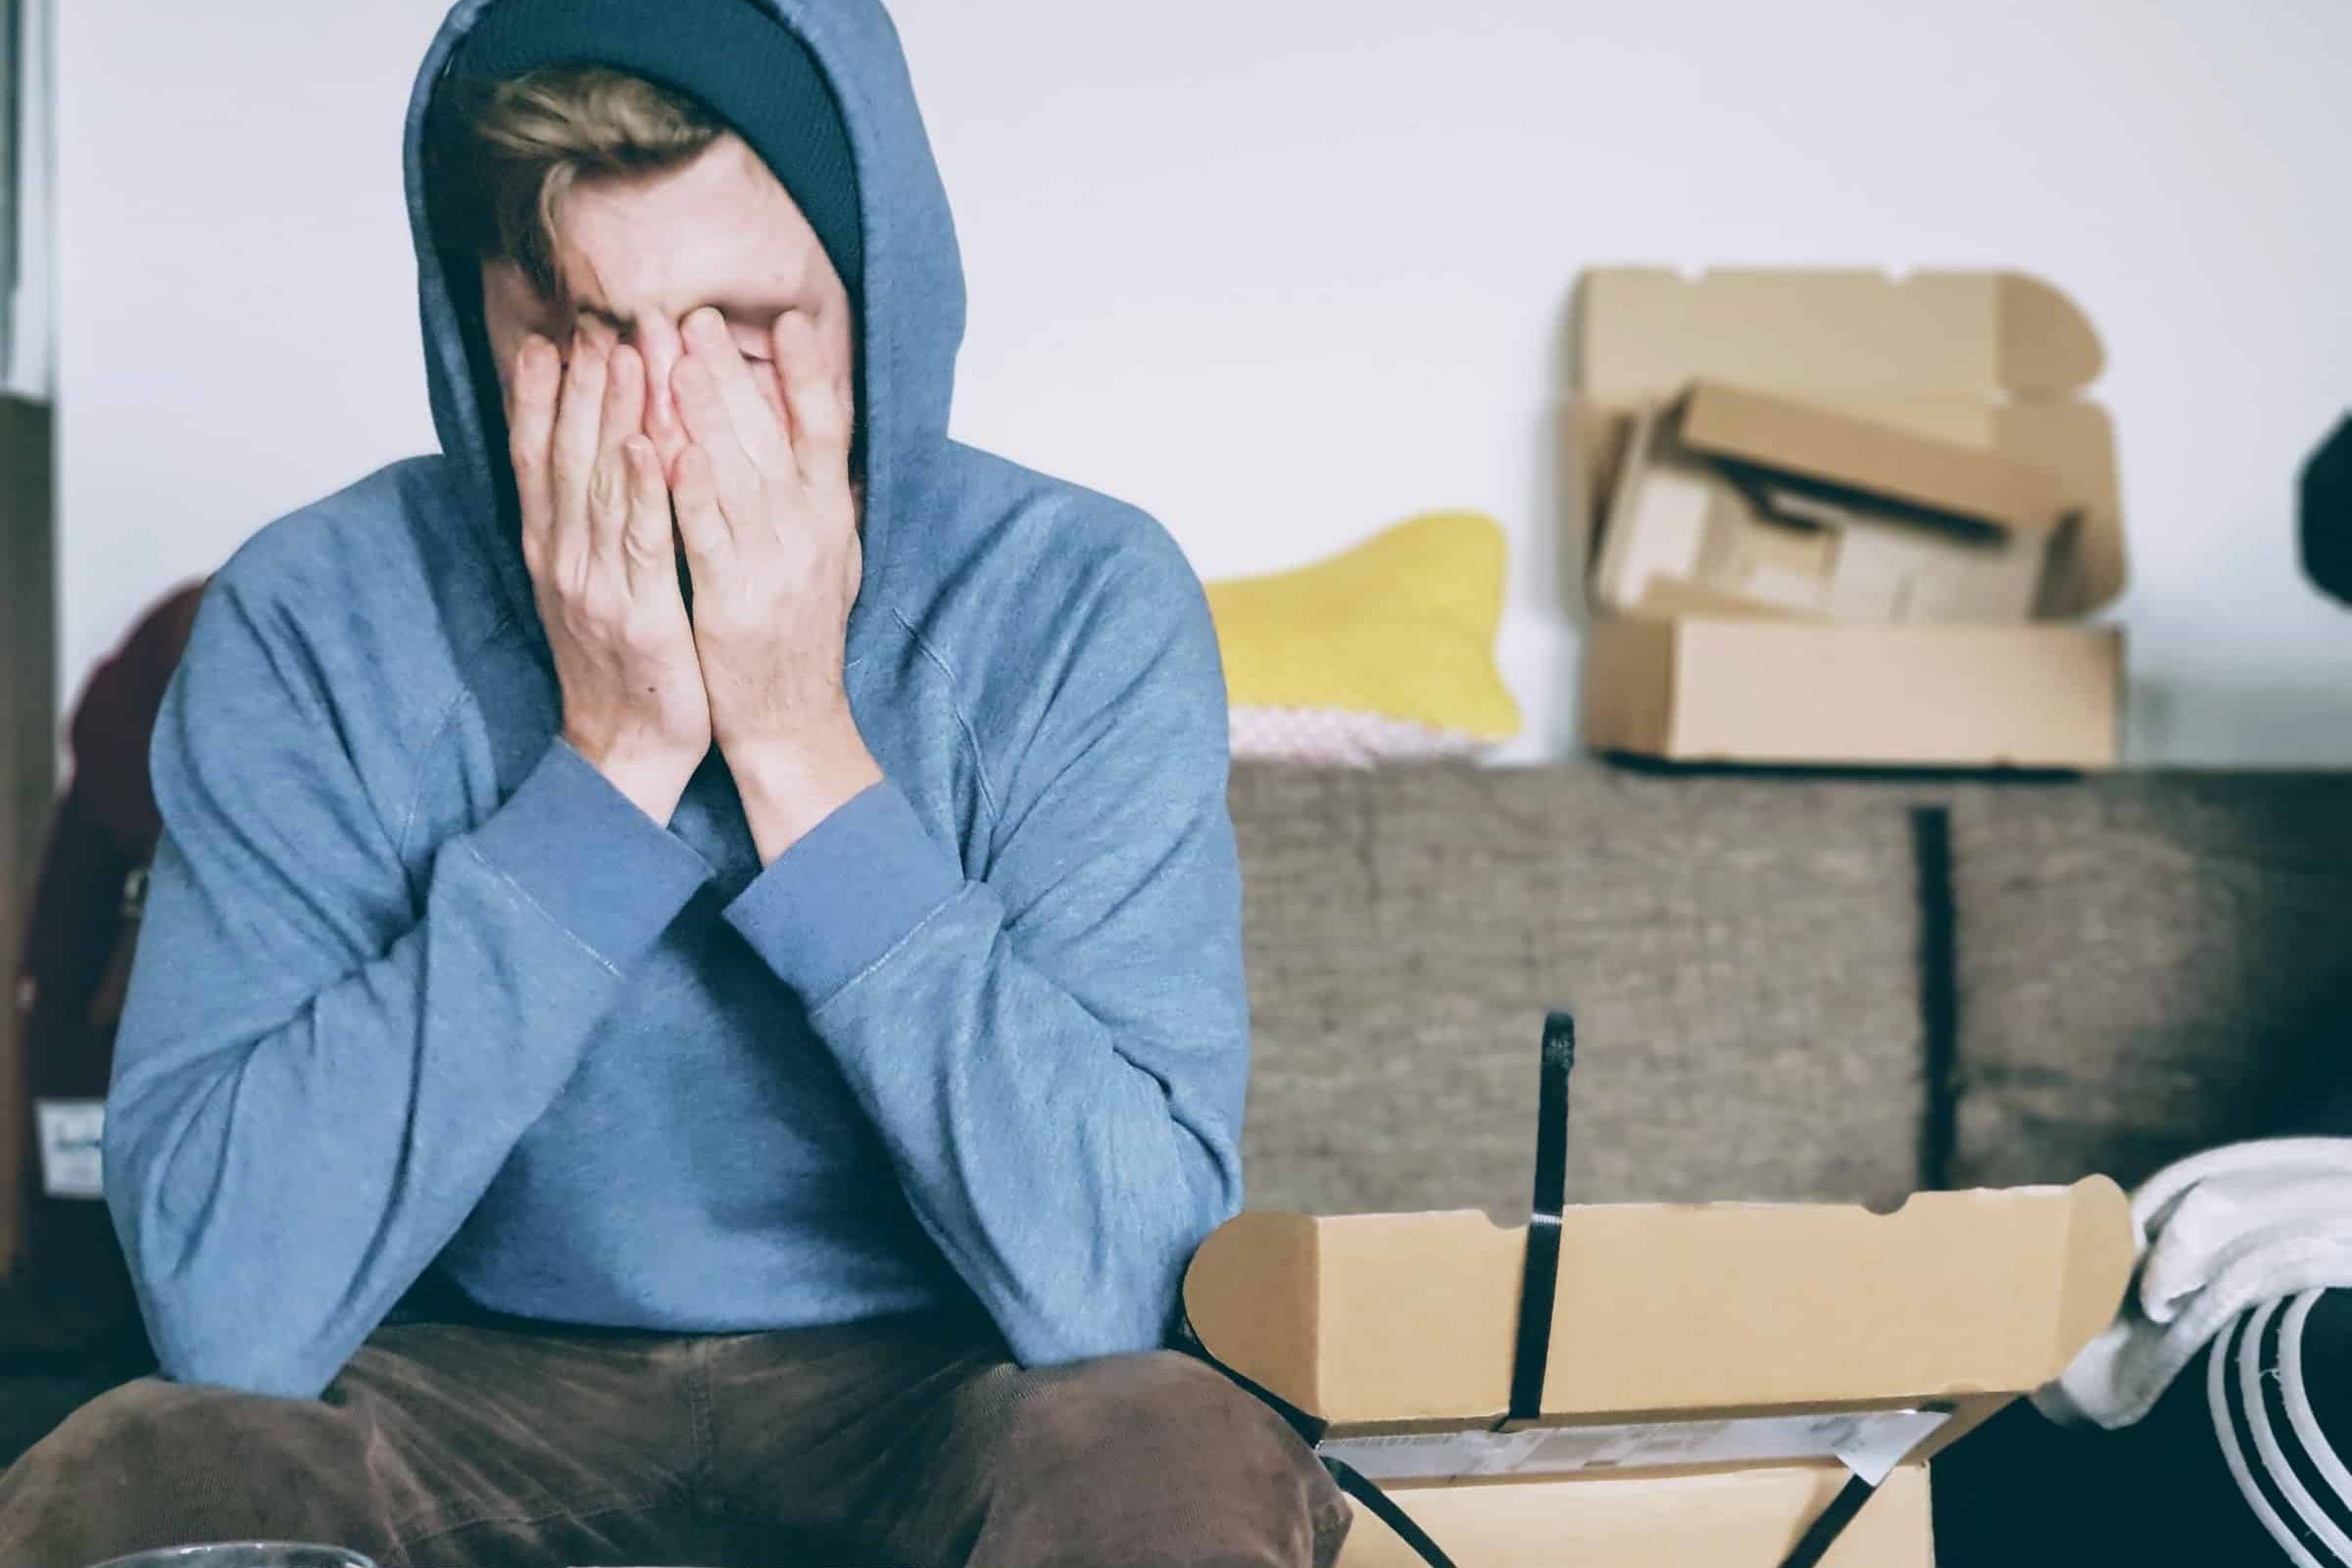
[1321,1408,1950,1488]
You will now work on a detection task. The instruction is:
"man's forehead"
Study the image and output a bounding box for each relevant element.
[547,149,815,323]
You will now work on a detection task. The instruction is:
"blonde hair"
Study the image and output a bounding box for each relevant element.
[428,63,723,300]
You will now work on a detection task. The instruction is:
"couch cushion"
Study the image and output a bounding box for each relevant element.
[1228,762,1928,1216]
[1947,774,2352,1190]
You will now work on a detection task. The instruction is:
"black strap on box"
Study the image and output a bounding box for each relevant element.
[1779,1473,1881,1568]
[1178,1009,1881,1567]
[1505,1009,1577,1427]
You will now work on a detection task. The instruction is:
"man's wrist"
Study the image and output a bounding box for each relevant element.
[730,725,885,864]
[564,730,702,826]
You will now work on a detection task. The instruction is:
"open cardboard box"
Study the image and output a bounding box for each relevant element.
[1184,1179,2134,1568]
[1595,381,2080,625]
[1567,269,2128,769]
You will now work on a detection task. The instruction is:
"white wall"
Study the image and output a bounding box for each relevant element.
[58,0,2352,764]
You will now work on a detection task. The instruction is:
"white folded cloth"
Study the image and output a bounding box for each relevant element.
[2036,1138,2352,1430]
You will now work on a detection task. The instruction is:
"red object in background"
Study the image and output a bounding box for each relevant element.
[4,580,207,1357]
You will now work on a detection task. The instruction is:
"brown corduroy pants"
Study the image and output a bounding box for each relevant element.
[0,1307,1350,1568]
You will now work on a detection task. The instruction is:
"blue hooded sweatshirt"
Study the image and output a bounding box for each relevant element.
[104,0,1249,1400]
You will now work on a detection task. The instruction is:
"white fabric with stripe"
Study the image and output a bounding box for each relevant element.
[2211,1291,2352,1566]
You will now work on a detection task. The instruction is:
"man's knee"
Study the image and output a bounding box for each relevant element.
[986,1351,1350,1566]
[45,1376,359,1487]
[1011,1351,1283,1459]
[0,1378,372,1567]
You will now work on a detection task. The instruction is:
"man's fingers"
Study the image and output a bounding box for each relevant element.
[670,441,731,569]
[672,355,766,531]
[550,328,612,534]
[587,344,646,562]
[508,334,560,556]
[619,435,676,583]
[681,307,790,470]
[603,342,647,461]
[772,312,851,487]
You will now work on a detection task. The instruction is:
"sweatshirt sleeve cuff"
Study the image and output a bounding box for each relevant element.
[722,779,966,1005]
[466,737,713,968]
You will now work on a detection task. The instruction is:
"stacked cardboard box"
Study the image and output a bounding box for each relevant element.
[1184,1180,2133,1567]
[1568,269,2128,769]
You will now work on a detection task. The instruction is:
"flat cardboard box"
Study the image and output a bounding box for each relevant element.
[1184,1180,2133,1568]
[1339,1463,1932,1568]
[1568,269,2127,769]
[1594,381,2078,625]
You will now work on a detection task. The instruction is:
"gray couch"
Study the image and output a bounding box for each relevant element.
[7,761,2350,1482]
[1234,762,2352,1217]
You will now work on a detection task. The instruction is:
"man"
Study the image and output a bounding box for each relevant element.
[0,1,1349,1564]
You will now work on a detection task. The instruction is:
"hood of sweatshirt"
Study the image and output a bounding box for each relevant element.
[403,0,967,645]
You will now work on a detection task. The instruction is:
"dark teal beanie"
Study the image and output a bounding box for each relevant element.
[444,0,863,309]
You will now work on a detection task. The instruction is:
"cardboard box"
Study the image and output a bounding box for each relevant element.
[1337,1465,1933,1568]
[1569,269,2128,769]
[1583,618,2125,772]
[1183,1179,2133,1568]
[1595,382,2077,624]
